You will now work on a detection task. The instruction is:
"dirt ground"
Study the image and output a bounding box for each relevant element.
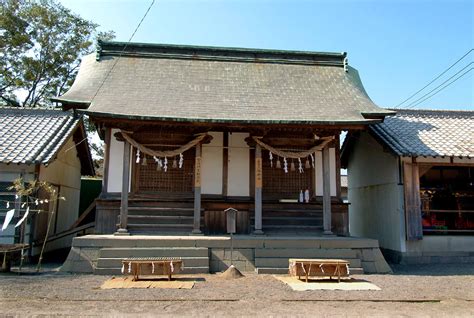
[0,263,473,317]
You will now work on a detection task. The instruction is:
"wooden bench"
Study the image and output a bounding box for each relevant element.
[289,258,350,282]
[121,257,183,281]
[1,244,28,272]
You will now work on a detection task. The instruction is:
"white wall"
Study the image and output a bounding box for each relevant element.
[228,132,250,196]
[107,128,124,192]
[406,236,474,254]
[202,132,223,194]
[347,132,405,252]
[35,137,83,253]
[314,148,337,196]
[40,138,82,228]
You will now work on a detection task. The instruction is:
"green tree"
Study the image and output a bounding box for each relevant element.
[0,0,114,107]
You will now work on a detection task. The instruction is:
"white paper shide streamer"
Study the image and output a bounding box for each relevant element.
[15,207,29,227]
[1,209,15,231]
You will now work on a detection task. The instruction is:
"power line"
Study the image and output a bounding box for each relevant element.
[407,67,473,109]
[395,48,473,108]
[405,62,473,108]
[88,0,156,106]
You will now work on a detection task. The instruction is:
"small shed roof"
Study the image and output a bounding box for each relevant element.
[54,41,393,125]
[0,108,94,174]
[370,109,473,158]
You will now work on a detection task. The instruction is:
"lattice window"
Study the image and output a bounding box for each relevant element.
[129,130,198,194]
[135,149,195,193]
[262,149,314,199]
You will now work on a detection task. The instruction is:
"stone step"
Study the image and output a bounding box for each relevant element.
[261,210,323,215]
[128,230,194,235]
[128,215,194,224]
[257,218,322,226]
[99,247,209,258]
[255,267,288,274]
[97,257,210,269]
[262,225,324,231]
[262,204,323,210]
[255,248,358,259]
[254,257,361,268]
[94,266,209,275]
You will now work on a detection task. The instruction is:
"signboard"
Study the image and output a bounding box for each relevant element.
[225,208,238,234]
[255,157,262,188]
[195,156,202,187]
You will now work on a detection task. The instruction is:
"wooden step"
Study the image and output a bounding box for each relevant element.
[128,215,194,224]
[128,207,196,216]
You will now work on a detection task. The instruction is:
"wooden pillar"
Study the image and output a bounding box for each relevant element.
[322,145,333,235]
[404,160,423,240]
[254,144,264,234]
[101,128,111,196]
[192,143,202,234]
[116,140,131,235]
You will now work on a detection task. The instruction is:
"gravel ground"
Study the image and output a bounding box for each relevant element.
[0,263,473,317]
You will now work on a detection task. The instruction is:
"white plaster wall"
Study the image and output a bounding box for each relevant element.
[40,137,82,230]
[107,128,124,193]
[40,138,82,189]
[202,132,223,195]
[228,132,250,196]
[314,148,337,196]
[347,132,404,252]
[37,137,82,253]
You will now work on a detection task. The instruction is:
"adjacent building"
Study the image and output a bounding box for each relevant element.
[342,109,474,263]
[0,108,94,254]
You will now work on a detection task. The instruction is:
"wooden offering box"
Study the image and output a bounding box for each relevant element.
[289,258,350,282]
[122,257,183,281]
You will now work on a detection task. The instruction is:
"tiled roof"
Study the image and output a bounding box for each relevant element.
[0,108,81,164]
[54,41,393,125]
[370,109,474,158]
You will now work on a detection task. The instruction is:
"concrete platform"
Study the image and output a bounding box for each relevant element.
[61,234,392,275]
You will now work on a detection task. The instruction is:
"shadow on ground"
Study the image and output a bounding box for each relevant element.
[390,263,474,276]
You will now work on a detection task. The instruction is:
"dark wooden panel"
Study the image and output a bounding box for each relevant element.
[95,202,120,234]
[204,210,250,234]
[404,162,423,240]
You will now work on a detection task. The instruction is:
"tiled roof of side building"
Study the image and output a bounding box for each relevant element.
[370,109,474,158]
[53,41,394,125]
[0,108,92,168]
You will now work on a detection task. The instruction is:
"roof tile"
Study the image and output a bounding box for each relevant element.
[370,109,474,158]
[0,108,81,165]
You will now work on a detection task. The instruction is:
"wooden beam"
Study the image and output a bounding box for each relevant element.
[254,143,264,234]
[335,135,342,200]
[404,161,423,240]
[116,140,130,235]
[101,128,111,195]
[222,132,229,196]
[192,143,203,234]
[69,200,96,231]
[322,145,333,235]
[92,116,370,133]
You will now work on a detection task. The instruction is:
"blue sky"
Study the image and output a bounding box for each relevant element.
[61,0,473,111]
